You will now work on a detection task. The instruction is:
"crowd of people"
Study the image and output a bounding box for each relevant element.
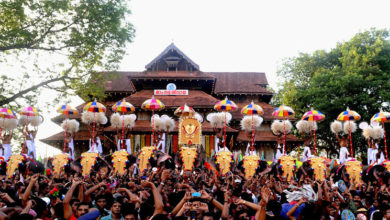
[0,139,388,220]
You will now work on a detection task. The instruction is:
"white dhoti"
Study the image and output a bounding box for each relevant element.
[156,133,165,153]
[117,139,132,154]
[368,148,373,165]
[25,140,36,160]
[1,144,12,161]
[67,138,75,160]
[302,146,313,162]
[89,137,103,154]
[339,146,349,164]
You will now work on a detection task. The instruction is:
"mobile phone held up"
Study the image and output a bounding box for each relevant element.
[192,192,201,197]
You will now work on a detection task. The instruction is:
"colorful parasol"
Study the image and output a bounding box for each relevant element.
[141,96,165,111]
[141,96,165,147]
[337,108,360,157]
[57,104,78,153]
[174,104,195,117]
[19,106,39,116]
[272,105,295,118]
[371,111,390,159]
[273,105,295,155]
[241,101,263,153]
[214,97,238,112]
[83,100,106,151]
[112,99,135,150]
[83,100,106,113]
[302,109,325,155]
[0,108,17,141]
[57,105,78,115]
[241,101,263,115]
[112,99,135,113]
[0,108,17,119]
[214,97,238,149]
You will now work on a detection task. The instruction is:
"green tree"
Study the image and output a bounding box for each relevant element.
[276,29,390,160]
[0,0,135,108]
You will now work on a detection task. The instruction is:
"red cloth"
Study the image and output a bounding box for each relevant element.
[145,135,151,146]
[173,135,178,153]
[210,135,215,153]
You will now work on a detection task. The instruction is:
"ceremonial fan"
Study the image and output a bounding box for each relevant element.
[272,105,295,155]
[214,97,238,150]
[112,99,136,150]
[241,101,263,154]
[302,109,325,155]
[371,111,390,159]
[83,100,106,151]
[57,104,78,153]
[0,108,17,140]
[141,96,165,147]
[337,108,361,157]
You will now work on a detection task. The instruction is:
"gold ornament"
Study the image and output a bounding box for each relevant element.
[180,147,198,171]
[52,154,70,177]
[279,155,295,182]
[138,146,155,172]
[216,150,233,175]
[80,152,99,176]
[179,118,202,145]
[309,157,326,181]
[383,160,390,172]
[112,150,129,175]
[345,160,363,186]
[7,155,25,178]
[243,154,260,179]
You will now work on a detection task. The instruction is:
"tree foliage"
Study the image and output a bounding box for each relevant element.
[276,29,390,159]
[0,0,135,108]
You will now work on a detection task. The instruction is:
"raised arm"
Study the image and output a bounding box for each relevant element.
[64,179,82,220]
[142,181,164,216]
[22,174,38,207]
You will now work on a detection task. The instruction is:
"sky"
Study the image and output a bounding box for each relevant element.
[29,0,390,158]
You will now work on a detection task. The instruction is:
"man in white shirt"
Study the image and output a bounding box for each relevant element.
[0,132,12,161]
[337,134,350,164]
[302,138,313,162]
[89,136,103,154]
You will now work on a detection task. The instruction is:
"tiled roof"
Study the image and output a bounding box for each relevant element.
[207,72,273,95]
[128,71,215,80]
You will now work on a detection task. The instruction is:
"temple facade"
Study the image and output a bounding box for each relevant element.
[41,43,300,160]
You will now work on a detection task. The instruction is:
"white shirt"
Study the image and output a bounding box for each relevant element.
[117,139,132,154]
[275,144,283,162]
[339,146,349,164]
[89,137,103,154]
[367,148,373,165]
[302,146,313,162]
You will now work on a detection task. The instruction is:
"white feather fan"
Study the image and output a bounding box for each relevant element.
[240,115,263,131]
[110,113,121,128]
[271,120,283,136]
[151,115,163,131]
[372,126,384,140]
[330,121,343,134]
[3,118,18,130]
[67,119,80,133]
[124,115,136,128]
[30,115,43,127]
[81,111,94,124]
[343,121,357,134]
[96,112,107,125]
[194,113,203,123]
[296,120,310,134]
[362,126,373,140]
[162,116,175,132]
[18,115,30,126]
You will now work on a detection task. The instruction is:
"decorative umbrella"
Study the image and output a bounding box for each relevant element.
[112,99,135,150]
[337,107,361,157]
[272,105,295,155]
[241,101,263,153]
[371,111,390,159]
[141,96,165,147]
[214,97,238,150]
[174,104,195,117]
[302,109,325,155]
[20,106,39,116]
[0,108,17,140]
[19,106,39,150]
[57,105,78,153]
[84,100,106,150]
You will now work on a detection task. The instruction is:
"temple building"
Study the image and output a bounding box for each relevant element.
[41,43,300,160]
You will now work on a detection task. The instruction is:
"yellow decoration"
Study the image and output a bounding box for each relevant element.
[216,150,233,175]
[179,118,202,145]
[138,146,155,172]
[279,155,295,182]
[112,150,129,175]
[52,154,70,177]
[180,147,198,171]
[80,152,99,176]
[345,160,363,186]
[7,155,25,178]
[243,154,260,178]
[383,160,390,172]
[309,157,326,181]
